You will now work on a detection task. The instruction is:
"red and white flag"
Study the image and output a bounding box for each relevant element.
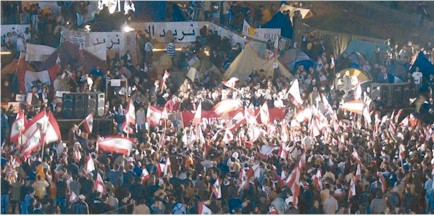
[400,116,409,127]
[260,103,270,125]
[285,166,301,207]
[20,124,42,160]
[96,136,134,156]
[295,107,313,123]
[313,169,322,191]
[355,163,361,182]
[212,178,222,199]
[198,202,212,214]
[278,142,289,159]
[399,144,406,162]
[222,128,234,144]
[351,149,361,163]
[85,154,95,174]
[192,102,202,126]
[162,70,171,81]
[10,108,28,144]
[288,79,303,106]
[122,100,136,133]
[395,109,403,123]
[213,99,242,116]
[94,172,105,193]
[157,157,171,177]
[83,113,94,133]
[348,179,356,201]
[228,110,245,131]
[20,110,61,159]
[244,107,257,125]
[146,105,163,127]
[222,77,239,89]
[141,168,150,183]
[161,107,168,120]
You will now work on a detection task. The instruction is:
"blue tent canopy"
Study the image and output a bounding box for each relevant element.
[410,51,434,77]
[262,12,293,39]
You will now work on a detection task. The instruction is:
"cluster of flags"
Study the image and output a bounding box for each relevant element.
[10,109,61,161]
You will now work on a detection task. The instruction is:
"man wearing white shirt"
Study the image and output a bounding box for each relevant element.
[412,67,423,90]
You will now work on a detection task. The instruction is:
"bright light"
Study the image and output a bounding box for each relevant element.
[122,25,135,32]
[84,25,91,32]
[0,51,11,55]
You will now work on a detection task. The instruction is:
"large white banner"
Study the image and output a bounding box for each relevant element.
[132,21,247,46]
[61,28,88,48]
[84,43,107,61]
[242,20,281,42]
[89,32,123,53]
[140,22,200,43]
[24,70,51,92]
[25,43,56,62]
[1,25,30,38]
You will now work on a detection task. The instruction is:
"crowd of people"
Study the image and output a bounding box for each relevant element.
[2,1,434,215]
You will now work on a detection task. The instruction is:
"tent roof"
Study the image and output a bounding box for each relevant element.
[1,58,35,76]
[279,48,313,71]
[347,51,369,67]
[262,11,293,39]
[39,41,104,71]
[224,43,292,81]
[344,39,391,60]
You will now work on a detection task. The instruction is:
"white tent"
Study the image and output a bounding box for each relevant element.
[224,43,292,81]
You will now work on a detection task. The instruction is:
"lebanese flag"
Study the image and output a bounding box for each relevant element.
[288,79,303,106]
[84,154,95,174]
[395,109,403,124]
[260,103,270,125]
[239,168,249,190]
[355,164,361,182]
[286,166,301,207]
[278,142,289,159]
[399,144,406,162]
[322,94,333,114]
[377,172,387,192]
[295,107,313,123]
[409,114,420,128]
[10,108,28,144]
[146,105,163,127]
[313,169,323,191]
[348,179,356,201]
[141,168,150,183]
[351,150,361,163]
[122,100,136,133]
[161,107,168,120]
[94,172,105,193]
[213,99,242,116]
[400,116,409,127]
[222,77,239,89]
[212,178,222,199]
[310,118,321,137]
[362,103,372,124]
[162,70,171,81]
[20,110,61,159]
[228,110,245,131]
[83,113,94,133]
[96,136,134,156]
[160,70,171,92]
[198,202,212,214]
[157,157,171,177]
[244,107,257,125]
[222,128,234,144]
[20,125,42,160]
[192,102,202,126]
